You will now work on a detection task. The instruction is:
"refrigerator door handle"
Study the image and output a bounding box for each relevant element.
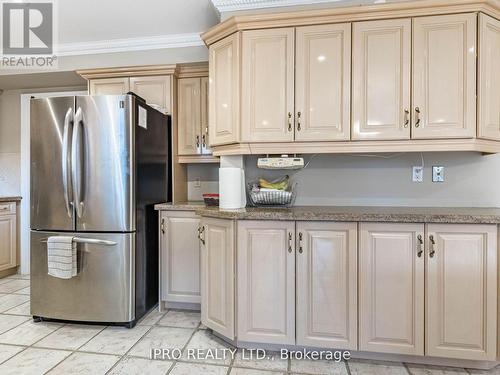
[72,107,84,218]
[40,237,117,246]
[62,107,74,218]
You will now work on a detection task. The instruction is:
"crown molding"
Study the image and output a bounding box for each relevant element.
[209,0,400,13]
[57,33,205,57]
[203,0,500,45]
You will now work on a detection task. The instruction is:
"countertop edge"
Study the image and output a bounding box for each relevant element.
[0,197,22,202]
[193,208,500,224]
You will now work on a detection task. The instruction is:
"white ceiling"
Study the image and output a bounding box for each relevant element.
[57,0,219,44]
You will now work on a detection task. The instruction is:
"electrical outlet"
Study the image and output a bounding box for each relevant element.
[194,178,201,188]
[412,166,423,182]
[432,166,444,182]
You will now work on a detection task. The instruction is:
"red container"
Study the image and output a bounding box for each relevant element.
[202,193,220,207]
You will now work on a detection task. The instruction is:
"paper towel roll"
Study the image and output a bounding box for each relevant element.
[219,167,247,209]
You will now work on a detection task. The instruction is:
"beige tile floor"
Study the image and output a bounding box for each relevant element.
[0,274,499,375]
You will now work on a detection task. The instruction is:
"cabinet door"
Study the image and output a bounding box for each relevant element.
[200,77,212,154]
[295,24,351,141]
[160,211,200,304]
[88,77,129,95]
[426,224,497,361]
[237,221,295,345]
[412,14,476,139]
[241,28,295,142]
[352,19,411,140]
[130,75,171,114]
[178,78,201,156]
[296,222,357,349]
[0,215,16,271]
[359,223,425,355]
[478,14,500,141]
[201,218,235,339]
[209,33,240,146]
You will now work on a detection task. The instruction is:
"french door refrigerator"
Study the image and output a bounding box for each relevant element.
[30,94,171,327]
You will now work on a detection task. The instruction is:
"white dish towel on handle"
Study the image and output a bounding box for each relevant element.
[47,236,77,279]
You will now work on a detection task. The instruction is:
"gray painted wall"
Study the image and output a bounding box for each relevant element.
[187,152,500,207]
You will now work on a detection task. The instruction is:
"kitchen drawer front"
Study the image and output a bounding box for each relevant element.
[0,203,16,216]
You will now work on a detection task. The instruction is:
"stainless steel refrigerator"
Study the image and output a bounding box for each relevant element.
[30,94,171,327]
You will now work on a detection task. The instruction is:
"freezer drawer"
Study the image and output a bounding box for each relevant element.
[30,231,135,323]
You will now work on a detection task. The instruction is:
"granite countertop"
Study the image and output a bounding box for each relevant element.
[154,202,205,211]
[194,206,500,224]
[0,196,21,202]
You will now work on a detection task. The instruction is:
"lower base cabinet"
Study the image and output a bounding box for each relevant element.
[236,220,358,348]
[296,221,358,350]
[200,217,235,340]
[0,202,17,272]
[426,224,497,361]
[237,221,296,345]
[159,211,201,305]
[360,222,497,361]
[197,217,498,362]
[359,223,425,355]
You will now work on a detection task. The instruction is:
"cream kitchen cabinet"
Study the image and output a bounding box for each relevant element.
[241,28,295,143]
[237,221,296,344]
[296,221,357,350]
[177,77,211,156]
[359,223,425,355]
[352,19,411,140]
[295,24,351,141]
[0,202,17,272]
[200,217,235,340]
[241,25,350,143]
[159,211,200,307]
[88,75,172,114]
[209,33,240,146]
[88,77,130,96]
[412,14,477,139]
[359,222,497,360]
[478,14,500,141]
[130,76,171,114]
[203,2,500,155]
[426,224,497,361]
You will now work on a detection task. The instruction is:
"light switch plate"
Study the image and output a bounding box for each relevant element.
[194,178,201,188]
[432,166,444,182]
[412,166,423,182]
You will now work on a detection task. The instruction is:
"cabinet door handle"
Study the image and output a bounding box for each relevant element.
[429,235,436,258]
[297,112,302,131]
[404,109,409,128]
[198,226,206,245]
[288,112,293,132]
[415,107,421,128]
[202,134,206,148]
[196,135,200,149]
[298,232,303,254]
[288,232,293,253]
[161,218,165,234]
[416,234,423,257]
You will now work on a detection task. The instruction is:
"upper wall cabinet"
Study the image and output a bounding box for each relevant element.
[86,73,173,114]
[89,77,130,96]
[478,14,500,140]
[130,76,171,114]
[295,24,351,141]
[412,14,477,139]
[241,28,295,142]
[209,33,240,146]
[352,19,411,140]
[202,1,500,155]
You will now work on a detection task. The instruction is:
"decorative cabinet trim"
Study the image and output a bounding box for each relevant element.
[201,0,499,45]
